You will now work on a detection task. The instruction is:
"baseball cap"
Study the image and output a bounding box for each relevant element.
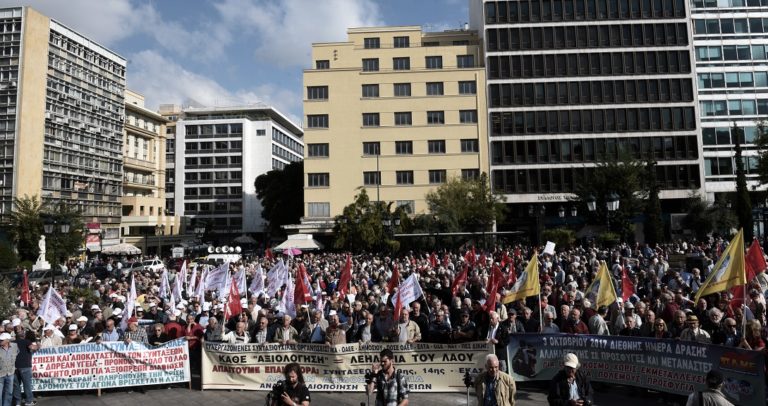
[563,353,579,369]
[91,304,100,311]
[11,319,21,327]
[0,333,10,341]
[76,316,88,322]
[68,324,77,331]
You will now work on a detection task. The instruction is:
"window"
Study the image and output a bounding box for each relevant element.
[396,141,413,155]
[393,57,410,70]
[459,81,477,94]
[428,140,446,154]
[396,171,414,184]
[394,36,410,48]
[307,114,328,128]
[364,37,380,49]
[394,112,412,126]
[460,110,478,123]
[394,83,411,97]
[426,56,443,69]
[307,202,330,217]
[362,142,380,155]
[462,169,480,180]
[362,113,380,127]
[315,60,330,69]
[362,58,379,71]
[427,111,445,124]
[396,200,414,214]
[307,86,328,100]
[426,82,444,95]
[363,171,381,185]
[429,170,447,184]
[457,55,475,68]
[461,139,479,152]
[307,173,329,187]
[362,84,379,98]
[308,143,329,157]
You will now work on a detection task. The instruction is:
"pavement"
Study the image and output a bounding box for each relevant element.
[32,382,688,405]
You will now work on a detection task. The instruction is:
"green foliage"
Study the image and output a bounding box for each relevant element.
[18,261,34,272]
[0,243,17,273]
[732,124,753,240]
[0,279,14,318]
[682,193,738,239]
[573,155,646,242]
[755,120,768,185]
[332,189,402,253]
[424,173,506,233]
[598,232,621,246]
[7,195,44,262]
[644,160,665,245]
[541,228,576,248]
[254,161,304,238]
[43,202,84,265]
[7,196,83,264]
[67,287,98,305]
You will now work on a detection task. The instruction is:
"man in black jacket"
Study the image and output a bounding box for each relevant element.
[548,353,593,406]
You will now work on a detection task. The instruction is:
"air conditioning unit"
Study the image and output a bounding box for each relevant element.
[44,112,51,120]
[9,81,16,88]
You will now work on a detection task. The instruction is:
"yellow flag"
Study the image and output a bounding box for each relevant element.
[695,229,746,303]
[586,261,618,308]
[502,251,540,304]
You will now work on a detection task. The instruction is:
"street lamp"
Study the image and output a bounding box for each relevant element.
[606,192,620,212]
[529,204,546,245]
[155,224,163,256]
[558,205,578,227]
[43,215,70,286]
[586,194,597,213]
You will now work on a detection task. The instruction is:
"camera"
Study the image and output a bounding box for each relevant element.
[271,379,286,396]
[364,371,376,385]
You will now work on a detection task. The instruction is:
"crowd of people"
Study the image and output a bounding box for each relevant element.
[2,237,767,405]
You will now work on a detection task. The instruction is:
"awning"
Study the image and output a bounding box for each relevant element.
[274,234,324,251]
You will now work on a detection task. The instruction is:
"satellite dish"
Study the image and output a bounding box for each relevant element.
[207,246,214,254]
[235,246,242,253]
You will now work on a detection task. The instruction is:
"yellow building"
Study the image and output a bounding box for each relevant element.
[300,26,488,234]
[120,90,179,256]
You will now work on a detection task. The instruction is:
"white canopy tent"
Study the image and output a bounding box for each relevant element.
[274,234,324,251]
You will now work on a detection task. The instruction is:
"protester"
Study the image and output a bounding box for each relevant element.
[547,353,593,406]
[368,348,409,406]
[0,332,18,406]
[270,362,311,406]
[685,369,734,406]
[474,353,516,406]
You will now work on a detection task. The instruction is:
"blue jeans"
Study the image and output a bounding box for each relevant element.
[12,368,33,405]
[0,373,14,406]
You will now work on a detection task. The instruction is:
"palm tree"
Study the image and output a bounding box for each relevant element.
[7,195,44,262]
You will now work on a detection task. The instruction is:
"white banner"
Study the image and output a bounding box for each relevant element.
[38,288,67,325]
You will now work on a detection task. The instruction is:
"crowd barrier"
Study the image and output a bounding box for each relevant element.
[31,338,190,391]
[201,341,491,392]
[507,333,766,406]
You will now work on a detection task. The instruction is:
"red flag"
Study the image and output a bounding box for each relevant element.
[393,288,403,322]
[464,249,476,267]
[506,267,517,286]
[20,270,30,305]
[484,265,504,312]
[621,266,635,302]
[295,263,312,305]
[745,239,766,281]
[442,254,450,268]
[265,248,274,261]
[451,265,469,296]
[429,253,438,269]
[478,253,487,268]
[387,264,400,294]
[225,276,242,320]
[338,254,352,296]
[501,251,511,268]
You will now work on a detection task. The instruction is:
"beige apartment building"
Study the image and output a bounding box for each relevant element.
[121,90,179,255]
[301,26,488,234]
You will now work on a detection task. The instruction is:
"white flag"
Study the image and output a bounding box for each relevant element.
[178,260,188,292]
[249,264,265,296]
[172,277,183,303]
[120,275,137,331]
[195,268,208,299]
[38,287,68,325]
[279,278,296,317]
[233,266,246,295]
[396,273,424,309]
[206,262,230,292]
[159,269,170,299]
[187,265,198,297]
[266,260,288,298]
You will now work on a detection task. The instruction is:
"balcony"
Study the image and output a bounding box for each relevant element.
[124,156,156,171]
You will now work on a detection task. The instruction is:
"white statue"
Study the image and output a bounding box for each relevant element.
[38,235,46,262]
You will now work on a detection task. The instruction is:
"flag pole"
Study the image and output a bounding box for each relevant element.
[538,293,543,333]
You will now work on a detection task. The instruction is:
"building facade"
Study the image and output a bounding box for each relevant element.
[469,0,704,235]
[120,90,180,255]
[0,7,125,244]
[692,2,768,203]
[173,105,303,240]
[301,26,488,234]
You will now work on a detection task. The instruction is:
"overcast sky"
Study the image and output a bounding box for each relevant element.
[4,0,469,124]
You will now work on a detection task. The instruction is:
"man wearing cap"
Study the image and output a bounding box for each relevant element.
[324,311,346,346]
[547,353,593,406]
[124,317,148,344]
[685,369,734,406]
[451,310,477,343]
[63,324,82,345]
[680,315,711,344]
[39,325,61,348]
[474,353,516,406]
[0,332,18,406]
[11,323,36,406]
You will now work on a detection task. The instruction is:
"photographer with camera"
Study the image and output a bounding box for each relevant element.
[367,348,408,406]
[270,362,311,406]
[547,353,593,406]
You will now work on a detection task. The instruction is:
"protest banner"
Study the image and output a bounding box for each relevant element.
[32,338,190,391]
[506,334,765,406]
[202,341,490,392]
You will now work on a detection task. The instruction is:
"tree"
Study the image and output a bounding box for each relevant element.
[43,201,84,266]
[332,189,401,252]
[644,160,664,245]
[254,161,304,238]
[572,155,646,241]
[7,195,44,262]
[682,193,737,240]
[732,124,753,240]
[425,173,506,234]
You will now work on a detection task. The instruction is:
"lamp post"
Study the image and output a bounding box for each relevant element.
[43,215,70,286]
[155,224,163,257]
[558,205,578,227]
[529,204,546,246]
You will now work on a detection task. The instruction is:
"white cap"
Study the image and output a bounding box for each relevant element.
[11,319,21,327]
[148,302,157,308]
[176,303,185,310]
[0,333,10,341]
[112,308,123,316]
[91,304,100,310]
[43,324,55,331]
[328,310,337,317]
[240,298,247,306]
[202,303,212,311]
[68,324,77,331]
[2,320,11,326]
[77,316,88,322]
[563,353,580,369]
[65,311,73,318]
[173,309,182,317]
